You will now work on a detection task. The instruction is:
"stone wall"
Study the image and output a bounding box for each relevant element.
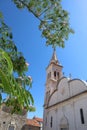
[0,110,26,130]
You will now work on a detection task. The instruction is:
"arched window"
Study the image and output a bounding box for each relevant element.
[60,116,69,130]
[54,71,56,78]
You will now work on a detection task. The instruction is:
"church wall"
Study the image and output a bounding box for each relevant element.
[74,95,87,130]
[48,91,58,106]
[48,78,70,107]
[58,78,70,101]
[44,109,58,130]
[69,80,87,97]
[47,102,76,130]
[44,92,87,130]
[63,103,76,130]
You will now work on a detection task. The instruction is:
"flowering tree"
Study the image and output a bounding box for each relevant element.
[0,13,35,114]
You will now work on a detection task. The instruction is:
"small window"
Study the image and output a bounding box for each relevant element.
[50,116,53,128]
[9,126,14,130]
[80,108,85,124]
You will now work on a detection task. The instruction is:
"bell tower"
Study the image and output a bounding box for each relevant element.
[45,48,63,95]
[43,49,63,130]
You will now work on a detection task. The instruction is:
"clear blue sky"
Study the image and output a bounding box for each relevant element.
[0,0,87,119]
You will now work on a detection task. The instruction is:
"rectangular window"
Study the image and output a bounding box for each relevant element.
[80,108,85,124]
[50,116,53,128]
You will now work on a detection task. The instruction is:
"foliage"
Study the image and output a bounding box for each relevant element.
[0,12,35,114]
[12,0,74,48]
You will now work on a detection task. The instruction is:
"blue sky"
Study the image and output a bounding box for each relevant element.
[0,0,87,119]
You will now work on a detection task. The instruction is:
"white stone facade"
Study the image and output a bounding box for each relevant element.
[43,50,87,130]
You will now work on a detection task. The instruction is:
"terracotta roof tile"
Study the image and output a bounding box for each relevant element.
[26,119,40,127]
[33,117,43,122]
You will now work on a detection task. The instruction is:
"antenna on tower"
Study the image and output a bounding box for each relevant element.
[63,72,65,76]
[69,73,72,79]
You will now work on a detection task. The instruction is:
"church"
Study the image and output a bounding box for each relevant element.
[43,49,87,130]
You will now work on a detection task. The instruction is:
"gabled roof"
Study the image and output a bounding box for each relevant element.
[26,119,40,127]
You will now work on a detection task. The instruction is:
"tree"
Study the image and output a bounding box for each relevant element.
[0,0,74,114]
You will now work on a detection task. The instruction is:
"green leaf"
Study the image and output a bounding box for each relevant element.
[0,12,3,19]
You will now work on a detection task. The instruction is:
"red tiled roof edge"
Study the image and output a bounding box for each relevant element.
[33,117,43,122]
[26,119,40,127]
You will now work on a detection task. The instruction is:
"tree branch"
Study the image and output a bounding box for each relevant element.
[18,0,42,22]
[39,4,53,17]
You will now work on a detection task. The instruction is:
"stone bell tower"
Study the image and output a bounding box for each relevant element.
[44,48,63,106]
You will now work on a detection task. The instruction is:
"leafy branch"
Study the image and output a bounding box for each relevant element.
[12,0,74,48]
[0,12,35,114]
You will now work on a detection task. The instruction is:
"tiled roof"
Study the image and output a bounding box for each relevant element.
[26,119,40,127]
[33,117,43,122]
